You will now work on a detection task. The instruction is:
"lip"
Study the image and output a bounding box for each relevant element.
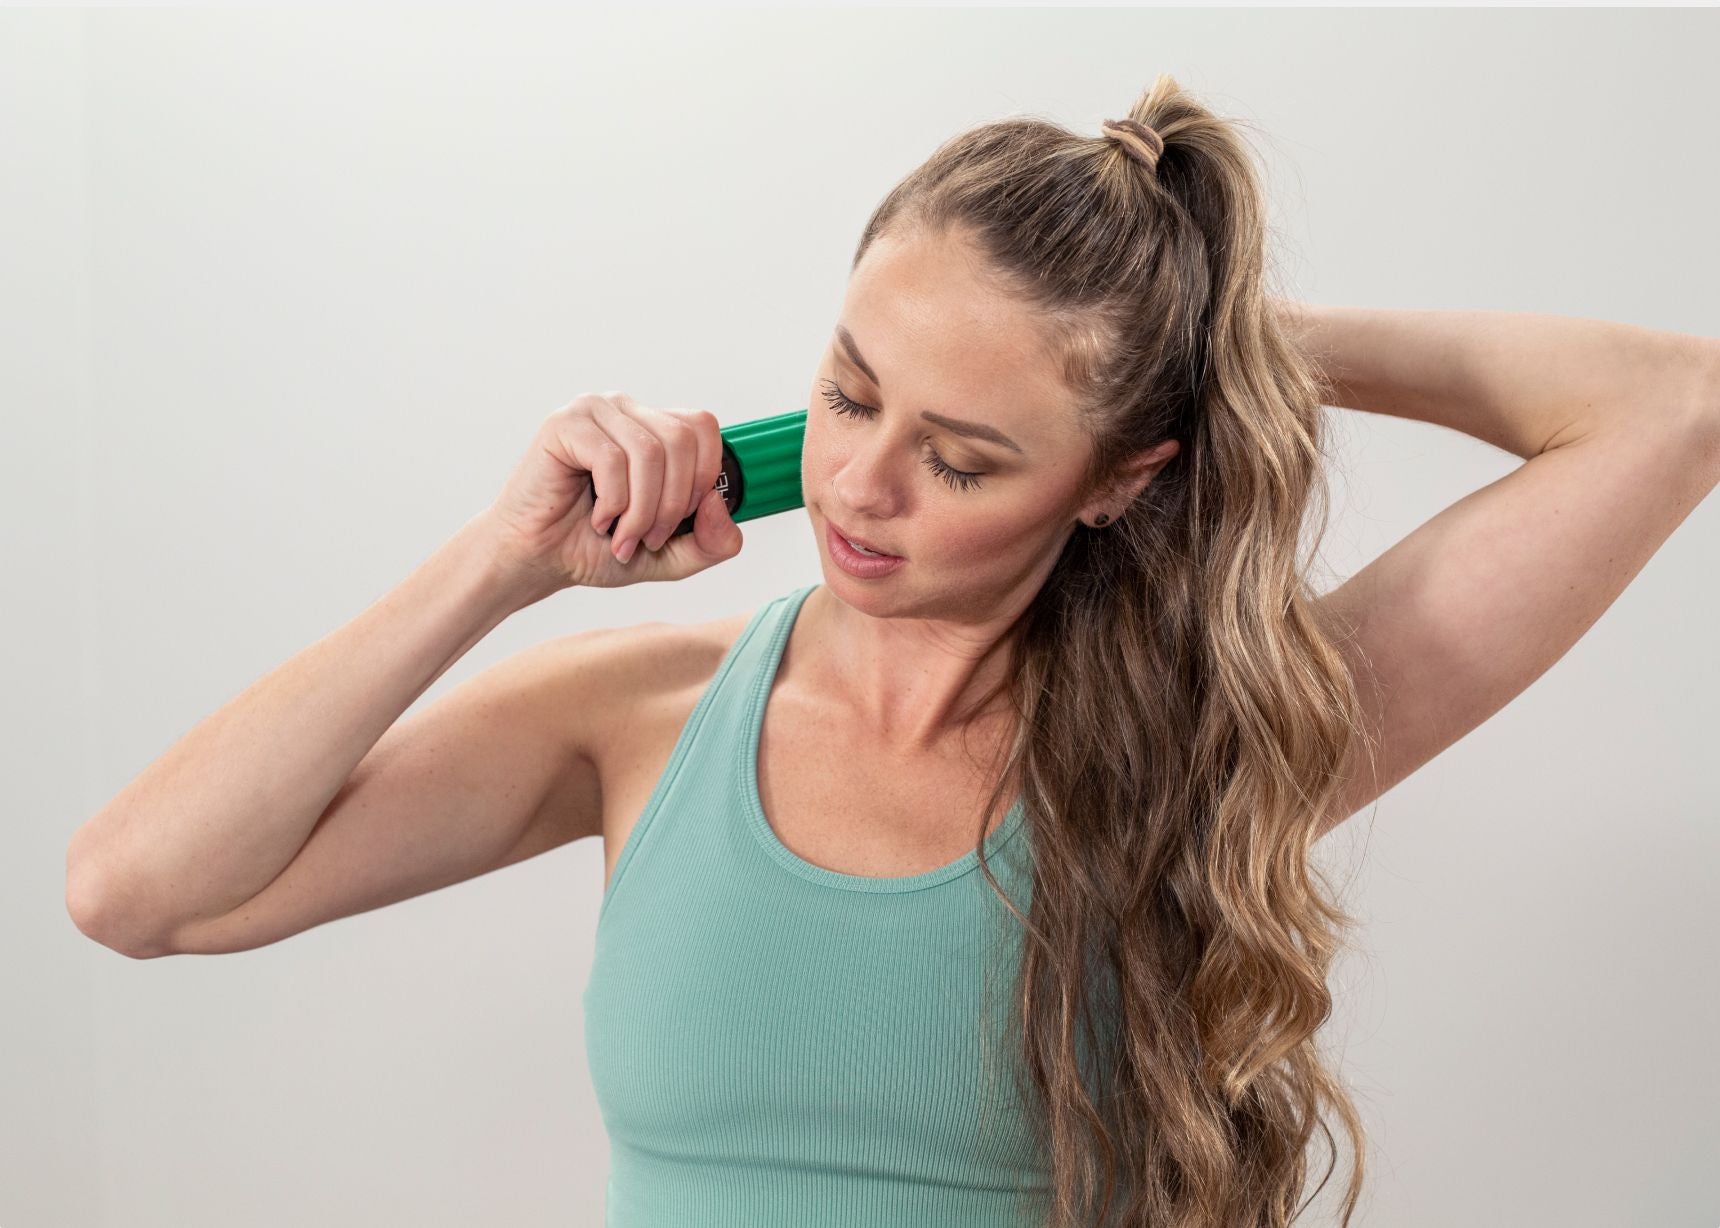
[827,519,903,559]
[825,521,908,578]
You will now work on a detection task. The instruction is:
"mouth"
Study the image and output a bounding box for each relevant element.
[827,518,903,560]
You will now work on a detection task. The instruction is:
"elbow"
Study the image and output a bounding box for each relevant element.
[66,861,108,946]
[66,867,170,960]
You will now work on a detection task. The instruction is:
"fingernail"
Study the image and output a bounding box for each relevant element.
[616,536,637,564]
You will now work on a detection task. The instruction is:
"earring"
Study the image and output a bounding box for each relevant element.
[1092,514,1110,527]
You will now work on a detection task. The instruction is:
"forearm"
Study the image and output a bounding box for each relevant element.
[1274,299,1720,458]
[66,510,555,933]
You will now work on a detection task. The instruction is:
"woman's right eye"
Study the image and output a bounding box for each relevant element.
[819,378,875,419]
[817,378,986,493]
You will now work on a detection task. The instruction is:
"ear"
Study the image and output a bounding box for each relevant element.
[1077,438,1181,526]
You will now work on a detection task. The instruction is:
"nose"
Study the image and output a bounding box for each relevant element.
[829,435,908,521]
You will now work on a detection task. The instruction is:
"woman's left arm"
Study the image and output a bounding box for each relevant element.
[1275,301,1720,837]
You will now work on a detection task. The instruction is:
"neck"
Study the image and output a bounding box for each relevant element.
[797,584,1025,757]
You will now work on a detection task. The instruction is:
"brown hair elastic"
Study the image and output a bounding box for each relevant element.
[1100,117,1165,174]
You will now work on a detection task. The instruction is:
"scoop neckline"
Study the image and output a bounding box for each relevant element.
[741,583,1027,894]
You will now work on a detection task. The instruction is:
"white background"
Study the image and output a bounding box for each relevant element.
[6,8,1717,1225]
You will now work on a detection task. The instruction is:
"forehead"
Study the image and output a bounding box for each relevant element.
[840,228,1077,430]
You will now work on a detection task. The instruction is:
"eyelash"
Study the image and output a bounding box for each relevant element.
[818,378,985,493]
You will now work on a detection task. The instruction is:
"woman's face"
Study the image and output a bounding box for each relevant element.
[803,226,1108,620]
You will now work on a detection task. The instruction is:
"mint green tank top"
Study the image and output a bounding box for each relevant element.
[581,582,1052,1227]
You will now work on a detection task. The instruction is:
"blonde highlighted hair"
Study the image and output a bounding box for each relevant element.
[853,75,1369,1227]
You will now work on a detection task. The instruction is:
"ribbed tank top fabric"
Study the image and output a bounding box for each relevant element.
[581,582,1053,1227]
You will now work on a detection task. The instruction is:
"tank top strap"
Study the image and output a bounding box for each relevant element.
[594,582,818,926]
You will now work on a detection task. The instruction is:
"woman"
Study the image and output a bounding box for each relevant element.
[69,75,1720,1227]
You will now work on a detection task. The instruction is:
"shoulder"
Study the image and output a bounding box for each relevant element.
[565,605,757,768]
[587,607,756,695]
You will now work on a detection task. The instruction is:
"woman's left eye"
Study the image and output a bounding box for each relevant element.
[818,378,985,493]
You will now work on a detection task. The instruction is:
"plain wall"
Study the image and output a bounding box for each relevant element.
[5,8,1717,1226]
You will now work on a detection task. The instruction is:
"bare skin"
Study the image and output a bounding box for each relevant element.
[593,603,1030,892]
[793,224,1176,752]
[598,234,1720,880]
[591,225,1179,886]
[84,218,1716,960]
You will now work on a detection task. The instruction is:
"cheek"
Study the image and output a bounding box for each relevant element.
[930,502,1049,564]
[802,433,839,493]
[949,505,1025,553]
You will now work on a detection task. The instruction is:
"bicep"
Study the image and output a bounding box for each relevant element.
[154,632,615,956]
[1314,404,1720,837]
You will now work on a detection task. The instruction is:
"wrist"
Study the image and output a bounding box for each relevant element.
[1271,299,1344,405]
[447,510,570,615]
[1270,295,1319,344]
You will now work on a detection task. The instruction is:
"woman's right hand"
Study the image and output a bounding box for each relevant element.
[481,392,744,592]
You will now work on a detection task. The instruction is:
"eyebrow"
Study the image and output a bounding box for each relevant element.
[835,325,1026,456]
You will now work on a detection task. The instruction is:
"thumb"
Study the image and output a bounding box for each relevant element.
[661,485,743,576]
[696,484,744,558]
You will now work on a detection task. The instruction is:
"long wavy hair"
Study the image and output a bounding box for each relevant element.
[849,76,1371,1227]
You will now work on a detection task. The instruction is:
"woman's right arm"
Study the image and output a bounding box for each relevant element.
[66,393,743,957]
[64,511,560,955]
